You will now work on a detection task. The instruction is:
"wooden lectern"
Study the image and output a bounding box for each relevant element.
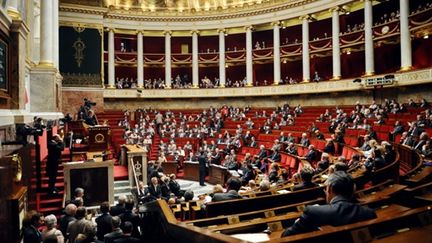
[121,145,147,186]
[63,160,114,206]
[209,164,230,185]
[88,126,110,152]
[184,161,199,181]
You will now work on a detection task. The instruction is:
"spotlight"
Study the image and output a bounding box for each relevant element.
[353,78,361,83]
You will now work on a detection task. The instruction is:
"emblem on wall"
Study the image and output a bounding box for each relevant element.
[73,37,86,68]
[95,133,105,143]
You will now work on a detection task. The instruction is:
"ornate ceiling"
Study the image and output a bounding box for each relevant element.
[60,0,307,13]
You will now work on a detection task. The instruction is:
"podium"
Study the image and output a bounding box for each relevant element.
[88,126,110,152]
[63,160,114,206]
[184,161,199,181]
[121,145,147,186]
[209,164,230,185]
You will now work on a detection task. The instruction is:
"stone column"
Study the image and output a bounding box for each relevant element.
[39,0,53,67]
[53,0,59,68]
[301,16,310,82]
[7,0,20,19]
[218,29,226,87]
[364,0,375,75]
[137,31,144,88]
[245,26,253,86]
[192,30,199,88]
[400,0,412,70]
[107,28,115,88]
[272,22,281,85]
[165,31,172,88]
[332,8,341,79]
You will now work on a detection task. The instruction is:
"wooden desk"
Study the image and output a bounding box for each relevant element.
[372,225,432,243]
[210,213,301,234]
[122,144,147,186]
[184,161,199,181]
[358,184,407,205]
[406,166,432,184]
[63,160,114,206]
[208,164,229,185]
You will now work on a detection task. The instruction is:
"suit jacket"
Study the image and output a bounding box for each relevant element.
[281,196,376,236]
[110,204,126,217]
[148,184,162,199]
[119,211,140,238]
[104,228,124,243]
[22,226,41,243]
[304,150,317,163]
[95,213,112,241]
[257,149,268,160]
[67,218,90,243]
[211,190,243,202]
[269,152,281,162]
[113,235,141,243]
[59,214,76,238]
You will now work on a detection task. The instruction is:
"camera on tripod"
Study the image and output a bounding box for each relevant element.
[84,98,96,108]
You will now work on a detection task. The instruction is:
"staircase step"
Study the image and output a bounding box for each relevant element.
[39,198,63,204]
[114,180,130,187]
[38,206,63,214]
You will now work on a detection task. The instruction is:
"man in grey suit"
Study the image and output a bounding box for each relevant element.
[281,171,376,237]
[67,207,91,243]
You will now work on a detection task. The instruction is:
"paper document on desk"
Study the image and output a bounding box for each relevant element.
[229,170,240,177]
[230,233,269,242]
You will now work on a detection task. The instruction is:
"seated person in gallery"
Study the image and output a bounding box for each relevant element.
[292,166,319,191]
[313,71,321,82]
[281,171,376,237]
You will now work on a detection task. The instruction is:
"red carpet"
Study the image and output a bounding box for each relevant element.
[114,165,129,181]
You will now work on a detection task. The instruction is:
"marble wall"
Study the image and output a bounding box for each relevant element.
[62,88,104,116]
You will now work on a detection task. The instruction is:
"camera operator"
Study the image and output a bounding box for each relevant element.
[47,134,64,194]
[78,98,96,120]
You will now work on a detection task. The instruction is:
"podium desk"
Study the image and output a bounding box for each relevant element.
[184,161,199,181]
[121,145,147,186]
[209,165,229,185]
[63,160,114,206]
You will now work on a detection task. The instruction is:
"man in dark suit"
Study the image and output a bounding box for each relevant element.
[303,145,318,163]
[119,201,140,238]
[104,216,123,243]
[212,177,244,202]
[131,181,152,205]
[148,177,162,199]
[22,211,43,243]
[210,148,222,165]
[113,222,140,243]
[110,195,127,217]
[281,171,376,236]
[292,167,318,191]
[59,203,77,238]
[95,201,112,241]
[198,152,207,186]
[46,134,64,194]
